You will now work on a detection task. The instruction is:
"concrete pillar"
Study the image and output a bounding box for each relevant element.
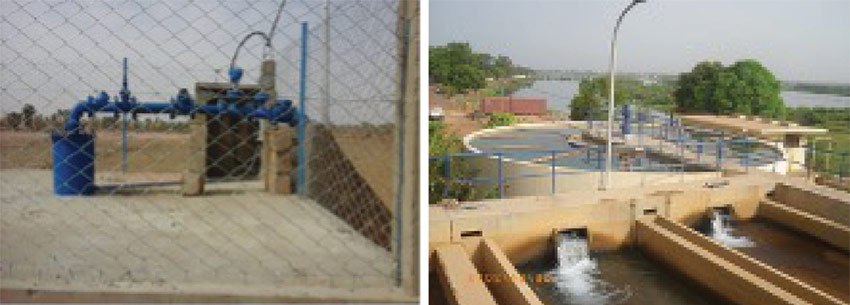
[393,0,420,295]
[259,60,276,181]
[264,126,294,194]
[784,134,806,172]
[183,114,207,196]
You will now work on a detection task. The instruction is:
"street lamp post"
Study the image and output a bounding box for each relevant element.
[603,0,645,190]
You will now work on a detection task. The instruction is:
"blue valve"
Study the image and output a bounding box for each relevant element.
[229,67,243,85]
[226,88,242,104]
[254,92,270,105]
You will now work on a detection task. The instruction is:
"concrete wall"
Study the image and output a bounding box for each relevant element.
[472,155,719,197]
[636,218,809,305]
[466,239,544,305]
[304,124,392,249]
[430,182,764,265]
[758,200,850,252]
[433,244,499,305]
[430,238,544,305]
[772,183,850,227]
[653,217,844,305]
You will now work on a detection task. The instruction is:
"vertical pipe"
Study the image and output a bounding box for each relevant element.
[605,36,617,191]
[296,22,308,194]
[551,150,556,194]
[443,154,450,198]
[773,139,779,173]
[744,135,750,173]
[323,0,331,124]
[597,146,603,170]
[121,57,128,174]
[679,124,684,182]
[826,141,832,175]
[122,114,127,173]
[658,115,663,154]
[697,135,703,163]
[717,131,724,172]
[809,139,816,180]
[498,152,504,199]
[637,106,643,147]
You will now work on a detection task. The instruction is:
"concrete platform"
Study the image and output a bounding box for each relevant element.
[0,170,407,302]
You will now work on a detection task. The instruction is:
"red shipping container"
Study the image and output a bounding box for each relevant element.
[481,96,547,115]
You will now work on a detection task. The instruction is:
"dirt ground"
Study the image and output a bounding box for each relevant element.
[330,126,396,210]
[429,89,485,137]
[429,87,560,138]
[1,127,397,200]
[0,130,188,174]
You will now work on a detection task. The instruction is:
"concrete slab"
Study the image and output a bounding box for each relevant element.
[0,169,400,301]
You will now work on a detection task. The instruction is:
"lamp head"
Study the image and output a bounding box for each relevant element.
[634,0,646,3]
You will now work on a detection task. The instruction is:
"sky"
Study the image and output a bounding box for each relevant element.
[0,0,400,123]
[430,0,850,83]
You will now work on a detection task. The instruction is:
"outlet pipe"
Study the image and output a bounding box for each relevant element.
[53,60,300,195]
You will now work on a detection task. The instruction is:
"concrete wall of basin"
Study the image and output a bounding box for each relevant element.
[430,182,764,266]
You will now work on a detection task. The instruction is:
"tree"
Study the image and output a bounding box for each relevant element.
[429,43,483,92]
[570,77,605,120]
[429,42,522,93]
[5,112,22,130]
[492,55,513,78]
[569,77,644,120]
[447,64,485,92]
[675,60,784,117]
[22,104,36,129]
[485,113,516,128]
[428,122,496,204]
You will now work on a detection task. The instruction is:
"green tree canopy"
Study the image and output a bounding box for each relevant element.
[569,77,646,120]
[485,113,516,128]
[429,42,525,93]
[430,43,484,92]
[675,59,784,117]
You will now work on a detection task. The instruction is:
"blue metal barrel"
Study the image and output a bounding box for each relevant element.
[52,130,95,195]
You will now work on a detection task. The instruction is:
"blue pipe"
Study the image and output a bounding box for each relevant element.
[64,91,297,132]
[296,22,308,194]
[54,59,301,196]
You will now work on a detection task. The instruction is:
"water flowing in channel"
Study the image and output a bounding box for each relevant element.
[709,210,755,248]
[552,233,631,305]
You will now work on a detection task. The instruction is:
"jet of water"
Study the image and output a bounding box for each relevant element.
[709,210,755,248]
[552,232,631,305]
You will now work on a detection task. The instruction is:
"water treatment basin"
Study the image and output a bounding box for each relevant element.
[465,124,710,172]
[696,214,850,301]
[517,234,728,305]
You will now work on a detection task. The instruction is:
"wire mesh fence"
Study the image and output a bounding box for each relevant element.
[1,0,414,298]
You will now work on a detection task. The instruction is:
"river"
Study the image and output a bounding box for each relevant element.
[511,80,850,112]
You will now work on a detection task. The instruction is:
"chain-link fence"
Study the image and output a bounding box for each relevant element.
[1,0,416,300]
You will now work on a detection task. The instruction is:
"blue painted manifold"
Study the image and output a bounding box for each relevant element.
[62,90,297,132]
[52,61,299,195]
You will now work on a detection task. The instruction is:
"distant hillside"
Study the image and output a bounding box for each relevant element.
[781,81,850,96]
